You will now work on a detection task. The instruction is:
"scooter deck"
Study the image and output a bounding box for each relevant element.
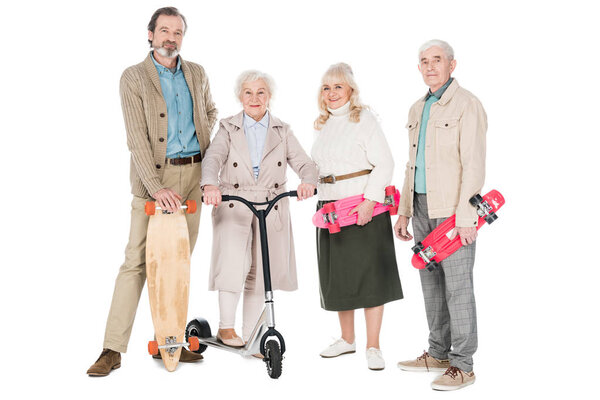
[412,189,505,270]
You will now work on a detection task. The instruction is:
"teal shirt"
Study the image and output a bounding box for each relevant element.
[414,77,454,194]
[150,53,199,158]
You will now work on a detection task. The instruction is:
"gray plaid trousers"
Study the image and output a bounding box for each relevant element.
[412,194,477,372]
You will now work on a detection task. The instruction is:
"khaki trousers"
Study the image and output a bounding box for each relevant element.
[103,162,202,353]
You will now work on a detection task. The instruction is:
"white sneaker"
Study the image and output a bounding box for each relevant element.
[319,338,356,358]
[366,347,385,370]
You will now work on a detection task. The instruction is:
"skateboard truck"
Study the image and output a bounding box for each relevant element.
[412,242,440,271]
[383,185,399,215]
[145,200,197,216]
[469,194,498,224]
[148,336,200,356]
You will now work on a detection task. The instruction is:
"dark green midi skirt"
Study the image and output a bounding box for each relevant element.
[316,201,403,311]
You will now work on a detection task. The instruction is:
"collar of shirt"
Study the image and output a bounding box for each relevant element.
[243,111,269,130]
[150,51,181,74]
[425,77,454,101]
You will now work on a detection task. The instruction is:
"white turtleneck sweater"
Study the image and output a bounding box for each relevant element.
[311,102,394,203]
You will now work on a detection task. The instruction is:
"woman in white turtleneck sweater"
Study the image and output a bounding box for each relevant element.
[311,63,403,371]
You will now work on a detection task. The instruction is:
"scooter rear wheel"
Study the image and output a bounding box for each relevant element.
[185,318,211,354]
[264,340,282,379]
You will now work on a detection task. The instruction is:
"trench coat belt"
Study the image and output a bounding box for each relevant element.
[319,169,372,184]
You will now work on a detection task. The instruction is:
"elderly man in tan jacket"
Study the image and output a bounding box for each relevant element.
[87,7,217,376]
[394,39,487,391]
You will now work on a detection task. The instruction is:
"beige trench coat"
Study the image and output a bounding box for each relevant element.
[201,111,318,292]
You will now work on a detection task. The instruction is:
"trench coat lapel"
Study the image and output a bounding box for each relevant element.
[228,111,255,177]
[260,113,283,164]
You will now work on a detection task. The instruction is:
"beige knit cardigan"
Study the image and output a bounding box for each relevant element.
[119,52,218,197]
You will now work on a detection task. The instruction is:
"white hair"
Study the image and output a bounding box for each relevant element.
[418,39,454,61]
[235,70,276,101]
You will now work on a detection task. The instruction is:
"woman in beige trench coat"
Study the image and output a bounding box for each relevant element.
[201,70,318,347]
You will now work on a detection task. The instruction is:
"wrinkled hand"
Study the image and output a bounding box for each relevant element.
[394,215,413,241]
[153,188,182,213]
[202,184,222,207]
[450,226,477,246]
[296,183,316,201]
[349,199,376,226]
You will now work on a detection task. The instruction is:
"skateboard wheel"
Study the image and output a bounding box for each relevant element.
[388,206,399,215]
[185,200,197,214]
[469,194,483,207]
[412,242,424,254]
[426,261,440,272]
[145,201,156,216]
[148,340,159,355]
[322,202,336,213]
[385,186,396,196]
[485,213,498,224]
[328,222,341,234]
[188,336,200,352]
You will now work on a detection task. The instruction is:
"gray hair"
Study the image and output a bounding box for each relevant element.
[418,39,454,61]
[235,70,276,101]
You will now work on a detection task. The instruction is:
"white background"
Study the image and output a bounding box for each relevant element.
[1,0,598,398]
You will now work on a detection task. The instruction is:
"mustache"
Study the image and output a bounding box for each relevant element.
[162,40,178,49]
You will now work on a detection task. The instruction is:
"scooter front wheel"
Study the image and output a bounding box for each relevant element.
[264,340,282,379]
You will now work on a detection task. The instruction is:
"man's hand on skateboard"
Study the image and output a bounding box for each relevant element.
[349,199,377,226]
[450,226,477,246]
[153,188,182,213]
[394,215,413,241]
[202,184,222,207]
[296,183,316,201]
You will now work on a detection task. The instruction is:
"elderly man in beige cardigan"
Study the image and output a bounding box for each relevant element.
[87,7,217,376]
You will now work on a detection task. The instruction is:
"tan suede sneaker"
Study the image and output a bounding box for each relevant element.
[87,349,121,377]
[397,351,450,372]
[431,366,476,391]
[152,348,204,362]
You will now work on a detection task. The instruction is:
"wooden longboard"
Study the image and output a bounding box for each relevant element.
[146,208,191,372]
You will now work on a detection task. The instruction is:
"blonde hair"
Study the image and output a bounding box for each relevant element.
[314,63,365,130]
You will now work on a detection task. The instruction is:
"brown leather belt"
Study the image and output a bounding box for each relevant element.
[166,153,201,165]
[319,169,372,184]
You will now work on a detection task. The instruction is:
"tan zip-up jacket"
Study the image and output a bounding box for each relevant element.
[398,79,487,227]
[119,52,217,198]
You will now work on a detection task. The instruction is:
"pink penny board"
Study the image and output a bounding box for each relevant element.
[412,189,505,271]
[313,186,400,233]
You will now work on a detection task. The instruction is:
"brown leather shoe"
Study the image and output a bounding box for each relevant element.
[152,348,204,363]
[87,349,121,377]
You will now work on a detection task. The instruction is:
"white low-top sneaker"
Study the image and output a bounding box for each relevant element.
[319,338,356,358]
[366,347,385,370]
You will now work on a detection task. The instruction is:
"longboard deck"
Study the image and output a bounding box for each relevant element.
[146,209,191,371]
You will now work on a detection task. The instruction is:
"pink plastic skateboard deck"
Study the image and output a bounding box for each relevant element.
[313,186,400,233]
[412,189,505,271]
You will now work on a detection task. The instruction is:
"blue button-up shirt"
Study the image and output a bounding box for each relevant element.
[415,77,454,193]
[243,111,269,179]
[151,52,199,158]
